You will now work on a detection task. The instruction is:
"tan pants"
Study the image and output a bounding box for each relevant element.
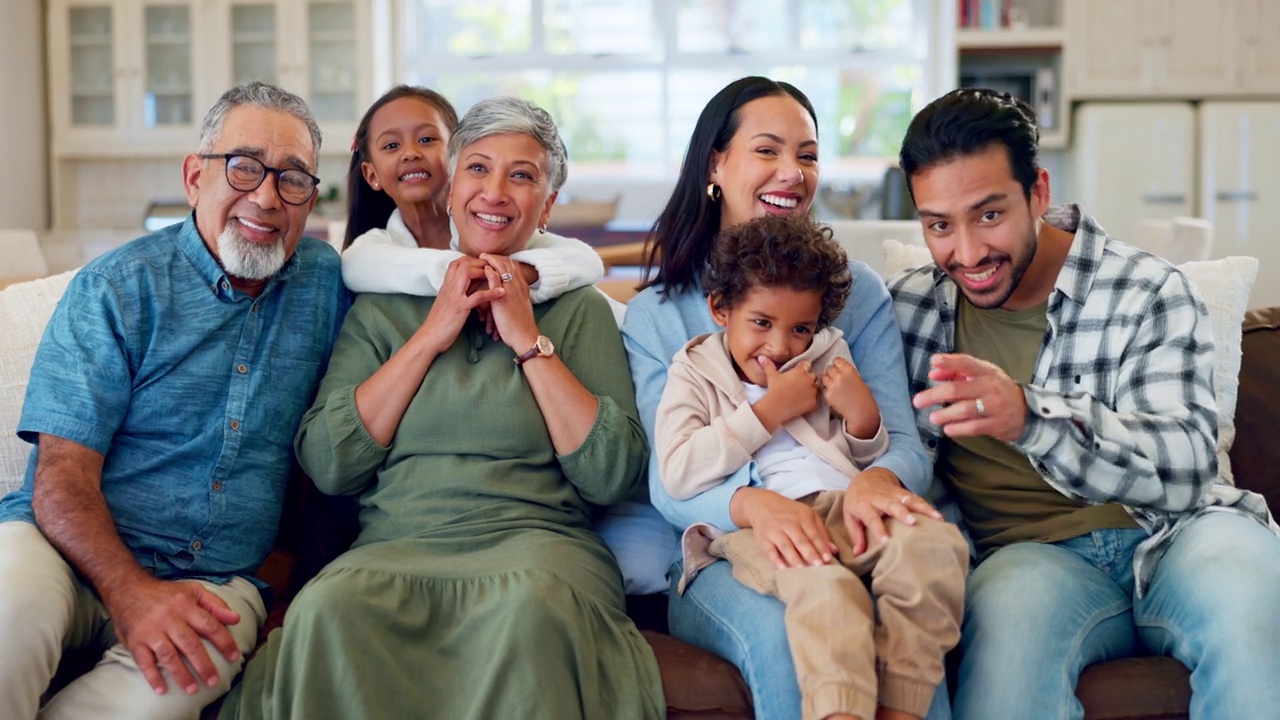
[0,521,267,720]
[709,491,968,720]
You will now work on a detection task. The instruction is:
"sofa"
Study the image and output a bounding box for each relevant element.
[3,243,1277,720]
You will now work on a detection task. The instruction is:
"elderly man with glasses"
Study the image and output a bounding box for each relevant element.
[0,82,349,720]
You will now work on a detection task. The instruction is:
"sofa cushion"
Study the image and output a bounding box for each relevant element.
[0,271,76,496]
[881,241,1258,483]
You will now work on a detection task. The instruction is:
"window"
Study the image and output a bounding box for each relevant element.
[398,0,941,183]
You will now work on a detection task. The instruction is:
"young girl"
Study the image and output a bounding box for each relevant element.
[341,85,605,304]
[655,214,968,720]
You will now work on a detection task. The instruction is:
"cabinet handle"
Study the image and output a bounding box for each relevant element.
[1141,193,1187,204]
[1215,190,1259,202]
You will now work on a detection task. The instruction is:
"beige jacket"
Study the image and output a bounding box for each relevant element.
[656,327,888,502]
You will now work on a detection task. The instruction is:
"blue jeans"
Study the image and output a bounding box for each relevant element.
[954,513,1280,720]
[668,559,952,720]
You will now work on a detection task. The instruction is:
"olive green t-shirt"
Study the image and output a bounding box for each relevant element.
[936,296,1137,558]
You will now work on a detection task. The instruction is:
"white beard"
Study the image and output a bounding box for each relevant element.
[217,222,287,280]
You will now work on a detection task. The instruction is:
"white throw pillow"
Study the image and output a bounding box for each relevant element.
[880,239,1257,484]
[1179,256,1258,484]
[881,238,934,280]
[0,271,77,497]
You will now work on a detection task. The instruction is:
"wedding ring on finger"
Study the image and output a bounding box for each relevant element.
[900,494,911,505]
[975,398,987,417]
[499,272,514,284]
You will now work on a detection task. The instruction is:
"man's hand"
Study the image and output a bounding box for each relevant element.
[730,487,837,569]
[912,353,1028,442]
[104,578,242,695]
[822,356,880,438]
[842,467,943,555]
[750,358,820,433]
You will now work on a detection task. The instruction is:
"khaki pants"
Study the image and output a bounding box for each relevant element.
[0,521,267,720]
[709,491,967,720]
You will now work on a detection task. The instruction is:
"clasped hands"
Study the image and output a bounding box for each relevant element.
[420,254,540,355]
[740,357,941,570]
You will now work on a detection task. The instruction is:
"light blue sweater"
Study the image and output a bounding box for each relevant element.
[621,259,932,533]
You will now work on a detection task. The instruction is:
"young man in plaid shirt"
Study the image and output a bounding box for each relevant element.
[888,88,1280,720]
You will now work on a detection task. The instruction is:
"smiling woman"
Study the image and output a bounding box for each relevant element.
[218,97,664,720]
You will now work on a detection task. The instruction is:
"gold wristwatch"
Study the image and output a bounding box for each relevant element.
[513,335,554,365]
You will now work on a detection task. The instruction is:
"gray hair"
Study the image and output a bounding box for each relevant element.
[448,96,568,193]
[198,82,322,161]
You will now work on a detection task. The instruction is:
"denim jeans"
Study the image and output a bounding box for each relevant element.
[953,512,1280,720]
[668,558,952,720]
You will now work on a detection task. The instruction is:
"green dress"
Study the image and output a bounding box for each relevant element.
[220,288,664,720]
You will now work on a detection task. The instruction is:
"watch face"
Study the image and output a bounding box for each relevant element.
[536,335,554,356]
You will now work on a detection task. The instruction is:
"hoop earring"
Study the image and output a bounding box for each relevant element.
[537,224,548,234]
[446,206,452,218]
[706,182,722,203]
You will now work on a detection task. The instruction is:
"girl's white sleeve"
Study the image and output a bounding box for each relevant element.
[509,230,604,303]
[341,228,460,296]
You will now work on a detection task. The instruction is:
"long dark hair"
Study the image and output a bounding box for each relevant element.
[343,85,459,250]
[644,76,818,296]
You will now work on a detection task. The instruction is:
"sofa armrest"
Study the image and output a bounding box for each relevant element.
[1228,306,1280,511]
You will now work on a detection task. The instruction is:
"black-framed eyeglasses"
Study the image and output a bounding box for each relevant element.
[200,153,321,206]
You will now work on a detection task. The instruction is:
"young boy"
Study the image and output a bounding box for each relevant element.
[655,214,968,720]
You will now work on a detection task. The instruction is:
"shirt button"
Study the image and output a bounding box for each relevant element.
[212,481,222,491]
[220,281,229,291]
[237,364,248,374]
[252,304,259,313]
[229,420,240,431]
[192,540,202,550]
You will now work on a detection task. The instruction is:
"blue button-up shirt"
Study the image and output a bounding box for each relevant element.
[0,214,349,586]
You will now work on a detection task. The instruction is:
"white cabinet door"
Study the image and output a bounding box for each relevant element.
[131,0,207,149]
[48,0,129,152]
[49,0,207,154]
[207,0,372,151]
[1156,0,1236,96]
[1237,0,1280,93]
[1072,102,1196,241]
[296,0,373,143]
[1069,0,1153,97]
[1198,102,1280,309]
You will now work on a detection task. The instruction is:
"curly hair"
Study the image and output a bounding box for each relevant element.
[703,215,852,328]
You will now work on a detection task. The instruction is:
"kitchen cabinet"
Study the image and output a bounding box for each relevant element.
[49,0,211,155]
[1069,0,1247,98]
[1199,102,1280,310]
[205,0,374,144]
[48,0,373,158]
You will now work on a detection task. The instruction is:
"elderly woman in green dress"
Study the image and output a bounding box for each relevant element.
[219,96,664,720]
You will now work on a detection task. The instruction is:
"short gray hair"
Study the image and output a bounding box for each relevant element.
[198,82,322,162]
[449,97,568,193]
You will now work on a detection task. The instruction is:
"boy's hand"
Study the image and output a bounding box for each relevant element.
[751,358,819,432]
[731,487,838,569]
[823,357,880,438]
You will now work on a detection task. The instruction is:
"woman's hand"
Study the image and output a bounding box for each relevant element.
[823,357,880,438]
[418,256,506,354]
[841,467,943,555]
[479,253,541,352]
[730,486,838,569]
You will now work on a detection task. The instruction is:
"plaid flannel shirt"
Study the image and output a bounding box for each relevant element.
[888,204,1277,596]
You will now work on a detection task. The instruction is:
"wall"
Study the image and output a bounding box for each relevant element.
[1,0,48,230]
